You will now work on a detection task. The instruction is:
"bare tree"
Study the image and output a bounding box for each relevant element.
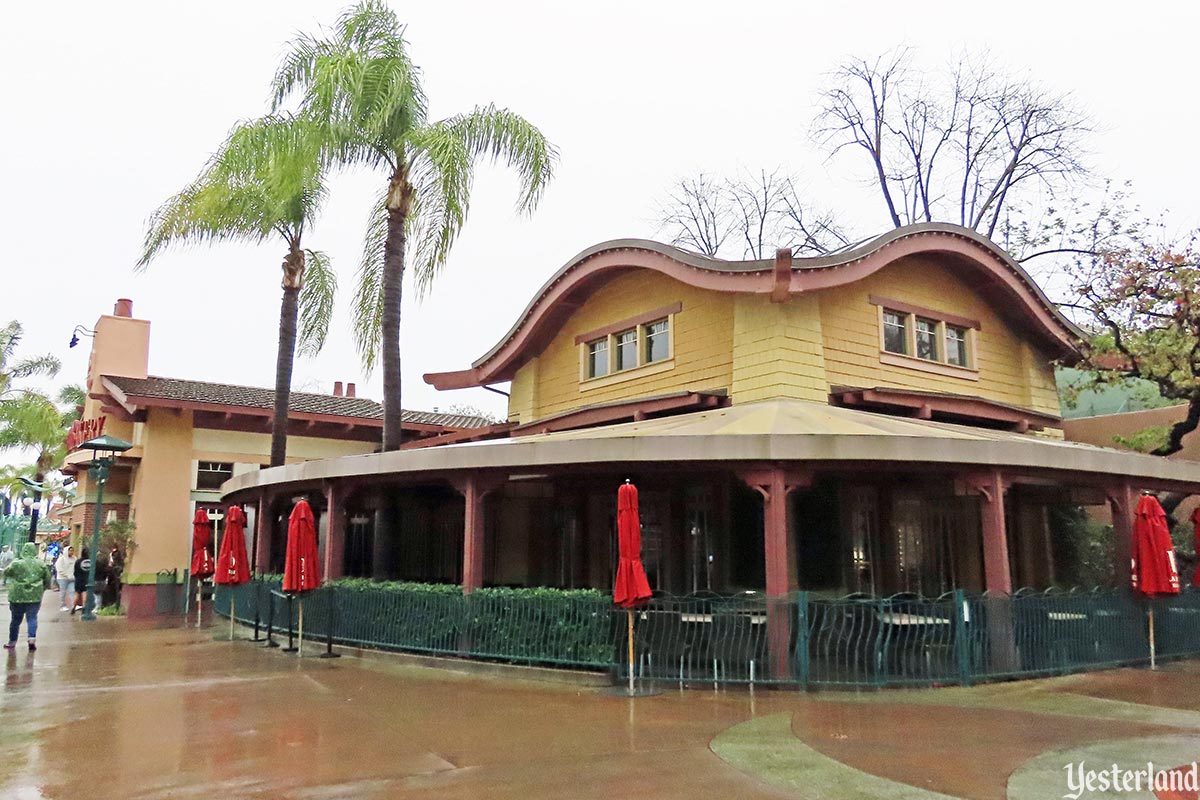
[816,49,1091,235]
[657,169,849,259]
[657,173,733,256]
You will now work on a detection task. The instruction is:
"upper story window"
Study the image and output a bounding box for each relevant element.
[645,319,670,364]
[196,461,233,490]
[576,303,681,386]
[945,324,969,367]
[915,318,939,361]
[586,339,609,379]
[615,329,638,371]
[871,295,980,375]
[882,311,908,355]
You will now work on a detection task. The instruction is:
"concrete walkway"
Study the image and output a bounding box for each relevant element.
[2,593,1199,799]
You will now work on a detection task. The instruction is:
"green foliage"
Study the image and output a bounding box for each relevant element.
[96,604,125,617]
[99,519,137,560]
[271,1,558,373]
[324,578,613,665]
[1049,505,1116,588]
[0,320,60,399]
[1112,425,1171,453]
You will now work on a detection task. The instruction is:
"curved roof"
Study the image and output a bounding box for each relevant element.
[424,223,1083,391]
[221,399,1200,499]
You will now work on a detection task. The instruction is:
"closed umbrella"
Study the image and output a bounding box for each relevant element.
[191,509,215,628]
[215,505,251,640]
[1132,494,1180,669]
[614,480,652,695]
[1191,507,1200,587]
[283,499,321,655]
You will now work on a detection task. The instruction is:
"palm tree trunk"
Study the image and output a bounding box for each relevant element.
[380,206,407,452]
[271,284,301,468]
[26,477,42,545]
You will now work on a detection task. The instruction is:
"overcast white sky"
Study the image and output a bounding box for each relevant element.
[3,0,1197,434]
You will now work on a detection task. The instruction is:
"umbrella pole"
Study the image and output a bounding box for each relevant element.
[230,597,236,641]
[1149,608,1156,670]
[298,599,304,658]
[627,609,634,695]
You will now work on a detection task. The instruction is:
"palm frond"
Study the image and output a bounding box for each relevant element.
[351,190,390,373]
[270,0,426,168]
[8,354,61,382]
[0,393,66,455]
[442,104,558,214]
[138,115,328,270]
[297,249,337,357]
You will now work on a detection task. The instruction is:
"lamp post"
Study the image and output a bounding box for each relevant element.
[78,434,132,621]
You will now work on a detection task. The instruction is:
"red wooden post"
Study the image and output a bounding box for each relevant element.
[453,474,505,594]
[975,471,1013,595]
[737,467,810,680]
[322,481,346,582]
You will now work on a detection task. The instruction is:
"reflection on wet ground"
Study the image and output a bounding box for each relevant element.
[3,595,1199,799]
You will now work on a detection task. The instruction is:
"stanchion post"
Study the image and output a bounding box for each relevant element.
[319,587,340,659]
[264,589,279,648]
[251,581,265,642]
[281,593,297,653]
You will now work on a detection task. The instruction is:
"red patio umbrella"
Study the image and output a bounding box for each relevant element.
[614,480,652,694]
[190,509,215,579]
[215,505,251,641]
[1191,507,1200,587]
[1132,493,1180,668]
[283,500,321,593]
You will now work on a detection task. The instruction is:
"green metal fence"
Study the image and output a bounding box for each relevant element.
[214,580,1200,689]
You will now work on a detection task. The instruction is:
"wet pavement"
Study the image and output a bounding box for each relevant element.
[2,590,1199,799]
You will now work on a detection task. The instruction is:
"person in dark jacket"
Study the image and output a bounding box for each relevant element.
[4,542,52,650]
[72,547,91,614]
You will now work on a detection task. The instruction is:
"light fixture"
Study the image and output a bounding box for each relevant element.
[69,324,95,349]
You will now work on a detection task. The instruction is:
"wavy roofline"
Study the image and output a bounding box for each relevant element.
[425,223,1083,391]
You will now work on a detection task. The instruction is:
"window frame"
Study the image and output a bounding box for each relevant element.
[196,461,234,491]
[577,305,679,387]
[882,310,910,356]
[585,338,610,379]
[871,297,980,376]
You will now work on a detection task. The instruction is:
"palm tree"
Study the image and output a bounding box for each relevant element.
[271,1,557,451]
[0,320,60,398]
[0,392,72,542]
[139,116,336,467]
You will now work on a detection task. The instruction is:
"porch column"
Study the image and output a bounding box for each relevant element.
[737,467,810,680]
[963,470,1016,672]
[452,473,506,593]
[252,491,270,575]
[322,481,346,581]
[971,471,1012,595]
[1107,481,1137,589]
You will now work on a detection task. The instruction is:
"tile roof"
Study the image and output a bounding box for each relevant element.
[103,375,492,429]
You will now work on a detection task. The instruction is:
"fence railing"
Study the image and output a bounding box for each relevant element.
[214,581,1200,689]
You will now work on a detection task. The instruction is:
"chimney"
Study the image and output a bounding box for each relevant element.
[346,382,356,398]
[114,298,133,317]
[333,381,343,397]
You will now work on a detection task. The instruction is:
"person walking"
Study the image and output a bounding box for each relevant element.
[72,547,91,614]
[4,542,51,650]
[0,545,13,587]
[55,545,77,612]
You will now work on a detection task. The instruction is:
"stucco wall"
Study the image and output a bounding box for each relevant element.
[127,408,195,581]
[191,428,376,464]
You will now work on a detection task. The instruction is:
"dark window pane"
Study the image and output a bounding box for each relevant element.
[197,462,234,490]
[615,329,637,371]
[587,339,608,378]
[946,326,969,366]
[916,318,938,361]
[882,311,908,355]
[645,319,669,363]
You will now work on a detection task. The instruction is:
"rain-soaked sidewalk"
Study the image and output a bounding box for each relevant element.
[3,589,1199,800]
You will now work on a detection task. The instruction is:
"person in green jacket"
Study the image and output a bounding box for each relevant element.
[4,542,51,651]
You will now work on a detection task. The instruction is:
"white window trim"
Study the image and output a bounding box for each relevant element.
[579,313,676,386]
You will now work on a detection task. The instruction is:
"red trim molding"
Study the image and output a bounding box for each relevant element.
[831,386,1061,432]
[513,390,727,436]
[573,302,682,345]
[868,294,981,330]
